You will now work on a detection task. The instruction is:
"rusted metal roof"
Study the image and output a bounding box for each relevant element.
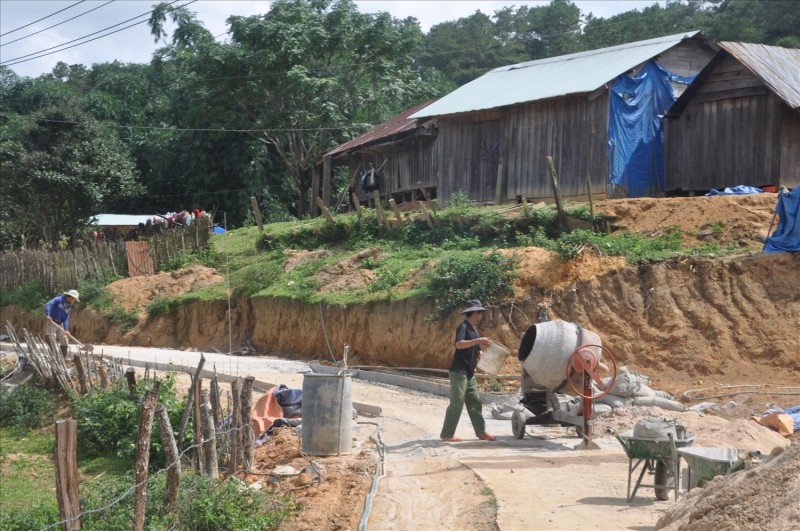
[325,99,439,159]
[411,31,703,119]
[718,41,800,109]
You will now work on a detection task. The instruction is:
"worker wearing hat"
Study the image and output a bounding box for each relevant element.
[440,299,496,442]
[44,289,80,358]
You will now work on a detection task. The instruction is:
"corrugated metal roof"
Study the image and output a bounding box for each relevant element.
[325,99,439,158]
[411,31,701,119]
[718,41,800,109]
[92,214,152,226]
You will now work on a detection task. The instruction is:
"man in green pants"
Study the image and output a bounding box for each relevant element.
[440,299,496,443]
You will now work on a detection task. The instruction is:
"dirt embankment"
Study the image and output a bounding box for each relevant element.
[3,194,798,390]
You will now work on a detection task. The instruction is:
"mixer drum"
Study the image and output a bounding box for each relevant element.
[518,320,602,393]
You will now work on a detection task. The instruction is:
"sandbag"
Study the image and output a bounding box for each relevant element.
[633,416,685,439]
[604,367,651,397]
[595,393,632,408]
[633,396,685,412]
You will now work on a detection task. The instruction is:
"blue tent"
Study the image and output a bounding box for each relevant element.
[764,188,800,253]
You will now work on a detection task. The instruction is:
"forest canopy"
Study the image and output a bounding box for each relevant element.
[1,0,797,250]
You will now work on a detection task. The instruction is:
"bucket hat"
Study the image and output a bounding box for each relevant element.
[64,289,80,302]
[461,299,487,313]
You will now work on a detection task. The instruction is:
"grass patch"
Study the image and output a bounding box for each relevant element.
[0,425,56,514]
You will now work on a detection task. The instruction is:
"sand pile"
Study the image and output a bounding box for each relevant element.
[655,443,800,530]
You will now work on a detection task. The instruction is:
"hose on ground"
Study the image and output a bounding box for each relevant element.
[358,421,386,531]
[683,384,800,401]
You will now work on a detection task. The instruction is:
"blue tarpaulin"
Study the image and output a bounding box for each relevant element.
[764,187,800,253]
[706,185,764,196]
[608,62,694,198]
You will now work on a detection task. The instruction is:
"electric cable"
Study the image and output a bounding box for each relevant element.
[0,0,85,37]
[1,1,115,48]
[1,0,190,66]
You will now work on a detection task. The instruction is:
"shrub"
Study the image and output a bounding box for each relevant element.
[230,260,283,297]
[424,251,517,320]
[161,247,220,272]
[0,502,59,531]
[72,371,187,466]
[76,472,294,530]
[0,279,48,313]
[0,383,57,429]
[78,277,138,332]
[146,296,181,318]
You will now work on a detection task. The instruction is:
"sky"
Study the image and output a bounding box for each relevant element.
[0,1,667,78]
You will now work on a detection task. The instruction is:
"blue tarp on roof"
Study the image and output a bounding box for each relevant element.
[764,187,800,253]
[608,62,695,198]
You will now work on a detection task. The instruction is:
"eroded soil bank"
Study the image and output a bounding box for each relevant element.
[4,250,798,394]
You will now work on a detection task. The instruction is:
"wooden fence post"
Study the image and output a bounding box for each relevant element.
[193,378,204,474]
[155,405,181,509]
[125,367,138,400]
[314,197,335,224]
[133,389,159,531]
[240,376,255,472]
[98,363,110,389]
[72,355,88,395]
[177,355,205,453]
[210,375,222,431]
[250,197,264,232]
[352,192,363,221]
[201,390,219,479]
[546,155,567,231]
[229,378,243,476]
[55,419,81,531]
[388,198,405,227]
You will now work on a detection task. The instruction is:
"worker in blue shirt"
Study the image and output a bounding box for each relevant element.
[44,289,80,357]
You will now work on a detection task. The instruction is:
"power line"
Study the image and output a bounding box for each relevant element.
[0,0,85,37]
[0,0,192,67]
[19,115,368,134]
[1,1,116,48]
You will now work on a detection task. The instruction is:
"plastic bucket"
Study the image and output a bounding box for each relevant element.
[476,341,512,376]
[520,320,602,392]
[301,373,353,455]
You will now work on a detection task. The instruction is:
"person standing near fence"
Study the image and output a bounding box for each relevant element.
[44,289,80,357]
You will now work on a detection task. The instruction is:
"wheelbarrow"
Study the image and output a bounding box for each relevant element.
[677,447,745,490]
[616,430,695,502]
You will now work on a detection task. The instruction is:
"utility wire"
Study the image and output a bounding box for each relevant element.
[1,1,116,48]
[1,0,190,66]
[0,0,85,37]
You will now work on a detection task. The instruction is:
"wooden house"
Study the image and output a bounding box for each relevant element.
[665,42,800,192]
[315,32,716,213]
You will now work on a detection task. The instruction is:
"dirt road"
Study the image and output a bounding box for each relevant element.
[92,345,751,531]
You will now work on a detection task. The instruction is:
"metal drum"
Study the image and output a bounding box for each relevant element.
[301,373,353,455]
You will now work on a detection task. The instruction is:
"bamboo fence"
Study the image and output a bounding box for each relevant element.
[0,217,213,296]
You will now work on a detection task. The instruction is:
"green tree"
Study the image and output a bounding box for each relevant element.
[0,104,142,248]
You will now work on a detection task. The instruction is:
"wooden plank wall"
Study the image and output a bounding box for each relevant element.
[779,106,800,189]
[436,97,608,206]
[348,136,438,202]
[657,38,716,98]
[665,56,788,191]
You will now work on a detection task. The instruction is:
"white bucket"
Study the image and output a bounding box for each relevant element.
[476,341,512,376]
[520,320,602,392]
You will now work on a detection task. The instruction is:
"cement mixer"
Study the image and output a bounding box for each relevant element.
[511,320,617,441]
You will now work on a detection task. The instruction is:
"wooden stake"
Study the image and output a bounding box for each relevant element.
[416,181,435,211]
[388,198,405,227]
[420,203,435,230]
[178,355,205,452]
[98,363,110,389]
[546,156,567,231]
[133,389,159,531]
[201,390,218,479]
[522,197,531,218]
[156,405,181,509]
[372,190,389,230]
[72,354,88,395]
[125,367,137,400]
[230,378,243,476]
[240,376,255,472]
[55,419,81,531]
[249,197,264,232]
[352,192,363,221]
[193,378,204,474]
[314,196,335,224]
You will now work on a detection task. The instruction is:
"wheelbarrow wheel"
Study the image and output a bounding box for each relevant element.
[654,460,674,501]
[511,410,527,439]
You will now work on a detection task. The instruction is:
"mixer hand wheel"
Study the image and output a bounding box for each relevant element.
[566,344,618,399]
